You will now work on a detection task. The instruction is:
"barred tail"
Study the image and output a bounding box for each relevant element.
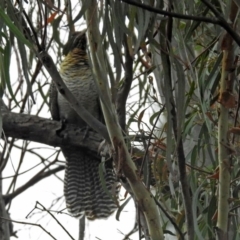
[62,147,118,220]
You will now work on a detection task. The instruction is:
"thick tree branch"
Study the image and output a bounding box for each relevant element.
[86,1,164,239]
[216,1,238,238]
[1,107,102,155]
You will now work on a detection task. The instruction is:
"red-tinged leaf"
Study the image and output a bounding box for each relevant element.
[137,108,146,130]
[211,209,218,221]
[229,127,240,135]
[47,11,58,25]
[207,170,219,180]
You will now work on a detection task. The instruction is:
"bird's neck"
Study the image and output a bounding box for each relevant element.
[60,48,89,72]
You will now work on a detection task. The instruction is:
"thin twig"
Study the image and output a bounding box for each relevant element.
[4,165,64,204]
[153,197,185,240]
[185,163,212,175]
[36,202,74,240]
[121,221,138,240]
[116,34,134,130]
[42,1,48,50]
[78,216,85,240]
[0,216,57,240]
[121,0,219,23]
[139,106,165,175]
[20,60,43,113]
[121,0,240,47]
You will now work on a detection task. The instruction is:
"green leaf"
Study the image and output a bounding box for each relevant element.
[149,110,161,126]
[0,100,2,138]
[112,1,131,35]
[183,111,197,138]
[73,0,91,23]
[105,8,122,85]
[115,197,132,221]
[137,108,147,130]
[0,8,32,49]
[0,37,19,107]
[16,38,34,102]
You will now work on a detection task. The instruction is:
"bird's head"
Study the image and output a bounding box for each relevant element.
[63,30,87,56]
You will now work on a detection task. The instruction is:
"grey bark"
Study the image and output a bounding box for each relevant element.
[0,175,10,240]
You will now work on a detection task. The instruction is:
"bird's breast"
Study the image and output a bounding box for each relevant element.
[58,65,100,126]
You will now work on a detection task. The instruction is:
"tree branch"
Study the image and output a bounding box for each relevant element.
[121,0,220,23]
[86,1,164,239]
[121,0,240,47]
[116,35,134,130]
[0,176,11,240]
[0,216,57,240]
[1,106,102,155]
[3,166,64,205]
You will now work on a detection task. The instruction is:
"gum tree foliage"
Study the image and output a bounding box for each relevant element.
[0,0,240,240]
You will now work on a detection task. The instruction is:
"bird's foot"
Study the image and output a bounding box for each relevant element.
[56,118,68,138]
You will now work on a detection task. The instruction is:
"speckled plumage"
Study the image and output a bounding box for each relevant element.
[58,48,100,126]
[50,31,118,220]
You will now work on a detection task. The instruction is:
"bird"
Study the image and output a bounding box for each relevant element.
[49,30,118,220]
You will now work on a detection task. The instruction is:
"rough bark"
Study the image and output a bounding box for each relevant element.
[1,104,103,155]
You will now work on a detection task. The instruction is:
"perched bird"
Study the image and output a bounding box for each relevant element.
[50,30,118,220]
